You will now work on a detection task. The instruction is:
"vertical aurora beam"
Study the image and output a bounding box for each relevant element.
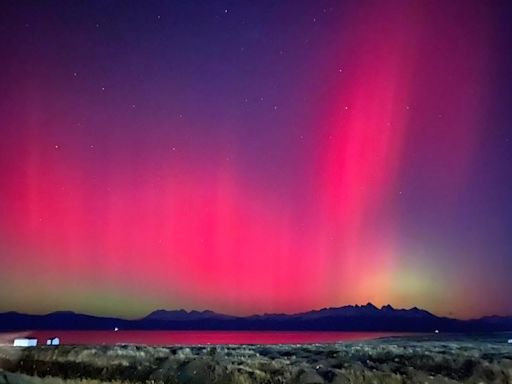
[318,3,419,305]
[318,1,492,311]
[0,1,506,318]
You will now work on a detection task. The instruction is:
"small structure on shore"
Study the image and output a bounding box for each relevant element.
[508,339,512,344]
[46,337,60,346]
[13,338,37,347]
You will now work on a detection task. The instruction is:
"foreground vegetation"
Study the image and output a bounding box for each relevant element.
[1,337,512,383]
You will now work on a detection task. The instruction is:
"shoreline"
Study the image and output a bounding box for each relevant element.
[0,330,410,347]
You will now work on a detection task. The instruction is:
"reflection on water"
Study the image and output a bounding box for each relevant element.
[3,330,405,345]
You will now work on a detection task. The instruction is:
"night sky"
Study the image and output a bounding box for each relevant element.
[1,0,512,319]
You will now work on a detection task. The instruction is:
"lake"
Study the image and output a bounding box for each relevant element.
[2,331,404,346]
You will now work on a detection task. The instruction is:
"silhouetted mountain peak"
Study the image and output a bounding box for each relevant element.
[1,305,511,332]
[144,309,232,321]
[47,311,77,316]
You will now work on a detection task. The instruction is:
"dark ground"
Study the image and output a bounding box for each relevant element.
[0,334,511,384]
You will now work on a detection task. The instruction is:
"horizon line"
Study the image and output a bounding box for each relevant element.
[2,302,511,321]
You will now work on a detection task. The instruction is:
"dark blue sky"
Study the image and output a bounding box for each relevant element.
[0,0,511,318]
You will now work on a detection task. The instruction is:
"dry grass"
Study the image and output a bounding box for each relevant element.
[0,339,511,383]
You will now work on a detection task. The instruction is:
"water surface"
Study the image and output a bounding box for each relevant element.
[6,331,404,345]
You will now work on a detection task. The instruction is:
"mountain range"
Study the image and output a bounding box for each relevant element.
[1,304,511,332]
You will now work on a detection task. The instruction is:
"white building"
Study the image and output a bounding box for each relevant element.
[46,337,60,346]
[13,338,37,347]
